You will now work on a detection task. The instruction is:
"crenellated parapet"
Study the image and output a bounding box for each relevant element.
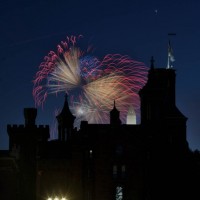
[7,124,49,151]
[7,124,49,131]
[7,108,50,154]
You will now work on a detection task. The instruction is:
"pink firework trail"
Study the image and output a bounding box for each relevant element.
[33,35,148,127]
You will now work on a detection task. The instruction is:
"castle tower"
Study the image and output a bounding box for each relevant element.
[139,57,186,123]
[7,108,49,153]
[139,57,189,200]
[7,108,49,200]
[139,57,188,151]
[56,94,76,141]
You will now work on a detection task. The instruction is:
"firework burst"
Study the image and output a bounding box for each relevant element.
[33,35,148,127]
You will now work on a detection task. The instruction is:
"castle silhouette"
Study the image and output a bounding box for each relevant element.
[1,58,200,200]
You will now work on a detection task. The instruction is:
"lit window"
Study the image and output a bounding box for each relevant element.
[116,145,123,156]
[89,149,93,158]
[121,165,126,178]
[47,196,67,200]
[116,186,123,200]
[113,165,117,178]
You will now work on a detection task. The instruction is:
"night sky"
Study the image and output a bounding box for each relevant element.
[1,0,200,151]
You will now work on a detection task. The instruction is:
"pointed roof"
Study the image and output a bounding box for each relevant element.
[110,100,121,125]
[110,100,119,114]
[56,94,76,124]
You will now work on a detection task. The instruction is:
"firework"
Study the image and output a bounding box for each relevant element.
[33,35,148,127]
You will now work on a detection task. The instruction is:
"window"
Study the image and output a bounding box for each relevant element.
[116,186,123,200]
[112,164,126,178]
[116,145,123,156]
[89,149,93,158]
[113,165,118,178]
[121,165,126,178]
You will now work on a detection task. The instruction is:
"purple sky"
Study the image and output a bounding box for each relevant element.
[0,0,200,150]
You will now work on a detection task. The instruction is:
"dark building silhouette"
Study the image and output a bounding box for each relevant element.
[1,59,200,200]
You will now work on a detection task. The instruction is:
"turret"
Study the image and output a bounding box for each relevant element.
[24,108,37,126]
[110,100,121,126]
[7,108,49,200]
[56,94,76,141]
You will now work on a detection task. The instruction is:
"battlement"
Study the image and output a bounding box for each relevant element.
[7,123,50,151]
[7,124,49,131]
[7,107,49,132]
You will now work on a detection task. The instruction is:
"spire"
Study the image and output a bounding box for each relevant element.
[111,100,118,112]
[126,106,136,125]
[150,56,155,70]
[56,94,76,127]
[63,93,69,110]
[110,100,121,126]
[56,94,76,141]
[65,93,68,101]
